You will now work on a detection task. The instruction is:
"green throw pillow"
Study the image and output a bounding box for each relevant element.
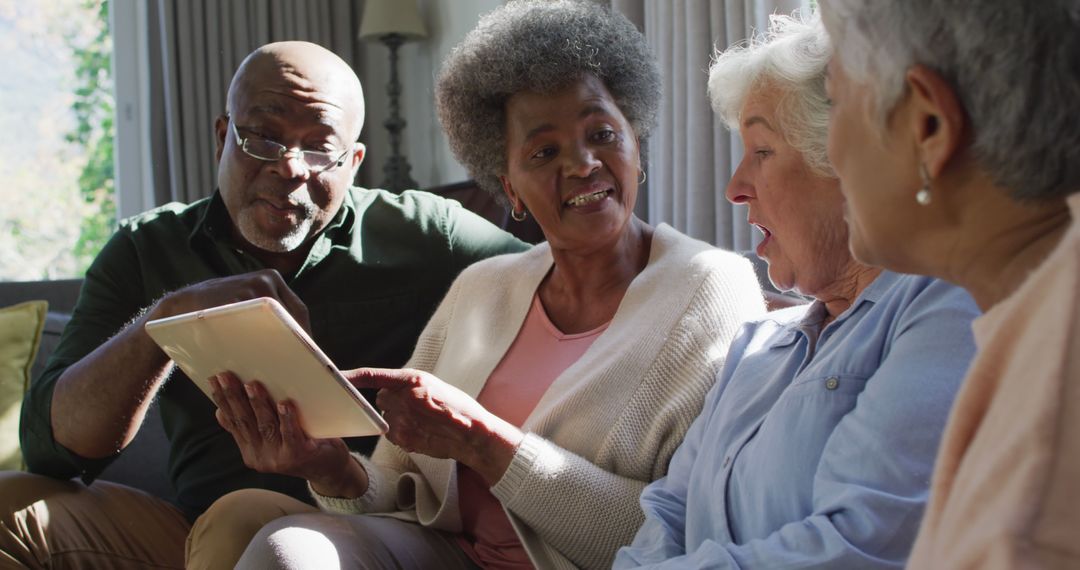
[0,300,47,471]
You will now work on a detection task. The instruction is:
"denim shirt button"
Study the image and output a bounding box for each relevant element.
[722,455,731,468]
[825,376,840,390]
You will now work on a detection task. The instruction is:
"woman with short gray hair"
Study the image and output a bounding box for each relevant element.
[617,11,978,568]
[820,0,1080,567]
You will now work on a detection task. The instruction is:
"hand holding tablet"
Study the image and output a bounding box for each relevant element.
[207,371,373,498]
[144,297,388,439]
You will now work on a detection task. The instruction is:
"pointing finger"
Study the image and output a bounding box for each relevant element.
[342,367,421,390]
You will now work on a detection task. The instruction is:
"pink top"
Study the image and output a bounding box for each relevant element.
[457,293,610,569]
[907,193,1080,568]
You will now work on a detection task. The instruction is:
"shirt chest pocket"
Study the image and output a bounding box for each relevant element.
[728,372,872,515]
[751,372,872,462]
[784,371,870,399]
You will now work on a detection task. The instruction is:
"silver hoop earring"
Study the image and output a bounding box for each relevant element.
[638,168,647,185]
[916,163,932,206]
[511,208,527,222]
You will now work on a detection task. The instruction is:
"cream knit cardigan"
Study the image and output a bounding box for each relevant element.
[314,224,765,569]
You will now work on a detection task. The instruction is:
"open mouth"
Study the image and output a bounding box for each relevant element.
[753,223,773,258]
[564,188,613,208]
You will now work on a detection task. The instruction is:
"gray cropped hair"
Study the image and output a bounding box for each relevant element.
[435,0,661,198]
[821,0,1080,201]
[708,11,833,177]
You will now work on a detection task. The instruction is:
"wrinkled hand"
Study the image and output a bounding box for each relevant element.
[345,367,523,486]
[210,372,368,498]
[150,269,311,333]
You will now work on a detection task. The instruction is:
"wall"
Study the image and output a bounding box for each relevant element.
[357,0,502,190]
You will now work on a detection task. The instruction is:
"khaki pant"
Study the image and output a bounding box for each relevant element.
[0,473,326,570]
[0,471,189,569]
[193,489,479,570]
[1,472,479,570]
[186,488,320,569]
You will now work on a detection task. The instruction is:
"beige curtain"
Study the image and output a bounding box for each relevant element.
[606,0,807,251]
[143,0,363,205]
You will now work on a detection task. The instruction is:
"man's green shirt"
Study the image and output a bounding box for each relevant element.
[20,187,528,520]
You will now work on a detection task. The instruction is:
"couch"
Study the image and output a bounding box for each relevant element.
[0,278,176,502]
[0,182,798,510]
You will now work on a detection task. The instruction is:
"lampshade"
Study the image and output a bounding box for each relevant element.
[358,0,428,41]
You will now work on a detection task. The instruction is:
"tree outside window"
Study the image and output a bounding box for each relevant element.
[0,0,114,280]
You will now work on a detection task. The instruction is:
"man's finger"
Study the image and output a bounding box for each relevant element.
[260,270,312,334]
[214,408,234,433]
[218,372,261,441]
[277,400,306,445]
[245,381,281,442]
[210,374,248,444]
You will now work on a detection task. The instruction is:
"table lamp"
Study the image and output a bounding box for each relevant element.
[359,0,428,191]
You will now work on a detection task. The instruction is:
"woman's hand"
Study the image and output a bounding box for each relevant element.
[346,367,524,486]
[209,372,368,498]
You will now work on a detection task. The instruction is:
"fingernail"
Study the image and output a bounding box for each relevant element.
[278,403,289,416]
[209,376,220,391]
[244,384,256,398]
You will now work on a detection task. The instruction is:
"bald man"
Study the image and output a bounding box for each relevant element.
[0,42,526,568]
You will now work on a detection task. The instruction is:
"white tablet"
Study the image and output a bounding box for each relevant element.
[144,297,388,439]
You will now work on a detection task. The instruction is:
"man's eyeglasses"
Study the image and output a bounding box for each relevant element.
[230,119,351,173]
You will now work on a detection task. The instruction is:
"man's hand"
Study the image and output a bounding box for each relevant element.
[150,269,311,333]
[346,367,524,486]
[51,270,310,460]
[209,372,368,498]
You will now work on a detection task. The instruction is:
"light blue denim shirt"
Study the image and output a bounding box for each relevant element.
[615,272,979,569]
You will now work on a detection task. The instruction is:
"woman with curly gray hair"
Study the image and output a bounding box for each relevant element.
[215,1,764,569]
[820,0,1080,567]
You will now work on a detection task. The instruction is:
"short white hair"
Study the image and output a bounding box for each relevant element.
[708,11,833,177]
[821,0,1080,201]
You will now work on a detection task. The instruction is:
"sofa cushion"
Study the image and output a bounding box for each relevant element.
[0,300,47,471]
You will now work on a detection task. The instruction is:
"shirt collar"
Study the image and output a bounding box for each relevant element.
[816,270,900,331]
[768,270,902,348]
[189,191,232,243]
[301,191,355,270]
[320,190,355,244]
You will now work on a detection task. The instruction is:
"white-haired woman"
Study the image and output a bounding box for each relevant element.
[193,2,766,569]
[820,1,1080,567]
[616,12,980,568]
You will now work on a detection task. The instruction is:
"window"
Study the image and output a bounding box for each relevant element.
[0,0,115,280]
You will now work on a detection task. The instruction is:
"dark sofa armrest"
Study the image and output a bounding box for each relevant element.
[1,279,177,504]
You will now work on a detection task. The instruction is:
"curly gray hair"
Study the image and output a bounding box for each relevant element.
[820,0,1080,201]
[708,11,833,177]
[435,0,661,199]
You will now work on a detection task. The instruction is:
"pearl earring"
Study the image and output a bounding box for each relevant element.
[916,163,932,206]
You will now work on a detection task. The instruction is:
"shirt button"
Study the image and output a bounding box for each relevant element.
[825,377,840,390]
[722,455,731,468]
